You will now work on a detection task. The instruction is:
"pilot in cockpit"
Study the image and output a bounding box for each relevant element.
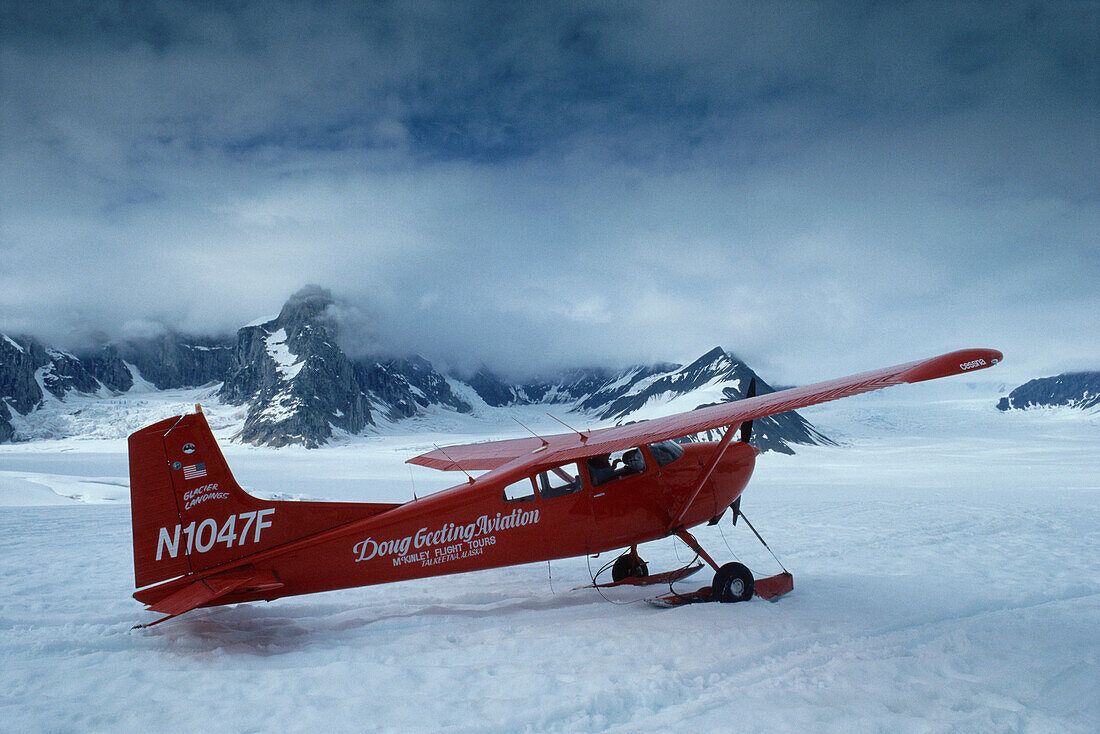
[621,448,645,474]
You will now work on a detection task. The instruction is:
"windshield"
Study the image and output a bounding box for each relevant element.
[648,440,684,467]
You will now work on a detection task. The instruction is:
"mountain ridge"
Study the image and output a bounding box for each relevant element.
[1,288,832,453]
[997,372,1100,412]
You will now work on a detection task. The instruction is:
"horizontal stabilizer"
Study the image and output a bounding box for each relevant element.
[140,567,283,625]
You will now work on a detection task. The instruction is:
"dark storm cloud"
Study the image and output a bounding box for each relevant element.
[1,1,1097,382]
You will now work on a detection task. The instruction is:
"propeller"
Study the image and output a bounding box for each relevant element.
[738,377,757,443]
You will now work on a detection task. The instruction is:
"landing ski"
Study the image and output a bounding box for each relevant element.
[577,563,704,590]
[646,572,793,607]
[646,586,715,608]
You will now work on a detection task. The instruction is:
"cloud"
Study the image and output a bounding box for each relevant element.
[0,1,1097,383]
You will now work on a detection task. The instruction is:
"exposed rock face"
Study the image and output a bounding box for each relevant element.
[1,334,107,441]
[118,333,235,389]
[220,287,371,448]
[1,325,244,442]
[355,356,470,421]
[586,348,830,455]
[80,345,133,392]
[39,348,101,399]
[466,368,520,407]
[1,333,115,441]
[1,334,45,417]
[220,287,473,447]
[0,401,12,443]
[997,372,1100,411]
[526,368,625,405]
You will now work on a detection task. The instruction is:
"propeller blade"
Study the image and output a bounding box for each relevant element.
[738,377,756,443]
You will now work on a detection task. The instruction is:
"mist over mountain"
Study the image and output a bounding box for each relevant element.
[1,287,834,452]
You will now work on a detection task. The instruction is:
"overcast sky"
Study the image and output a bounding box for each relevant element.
[1,1,1097,383]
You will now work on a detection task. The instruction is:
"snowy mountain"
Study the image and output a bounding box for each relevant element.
[997,372,1100,411]
[1,288,832,452]
[0,329,239,442]
[0,334,121,443]
[462,347,830,454]
[219,286,471,448]
[579,347,831,454]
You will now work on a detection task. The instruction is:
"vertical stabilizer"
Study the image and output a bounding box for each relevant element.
[129,410,398,593]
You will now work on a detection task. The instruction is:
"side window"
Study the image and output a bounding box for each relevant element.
[538,464,581,499]
[502,477,536,502]
[587,448,647,487]
[648,440,684,467]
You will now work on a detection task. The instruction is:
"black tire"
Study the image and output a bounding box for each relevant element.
[611,554,649,582]
[712,562,754,603]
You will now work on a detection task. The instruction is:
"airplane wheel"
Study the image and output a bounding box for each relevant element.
[712,562,754,603]
[611,554,649,582]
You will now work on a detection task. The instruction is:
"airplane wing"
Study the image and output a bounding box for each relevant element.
[408,348,1002,474]
[405,436,548,471]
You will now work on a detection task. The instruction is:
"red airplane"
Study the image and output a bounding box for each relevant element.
[128,348,1002,625]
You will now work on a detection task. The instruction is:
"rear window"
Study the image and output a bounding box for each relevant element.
[538,464,581,498]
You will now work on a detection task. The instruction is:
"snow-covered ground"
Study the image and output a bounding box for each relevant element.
[1,379,1097,732]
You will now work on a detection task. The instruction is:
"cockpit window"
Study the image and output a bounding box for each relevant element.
[502,477,536,502]
[648,440,684,467]
[538,464,581,498]
[587,448,647,487]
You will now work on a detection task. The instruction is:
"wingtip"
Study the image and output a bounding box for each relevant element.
[902,348,1004,383]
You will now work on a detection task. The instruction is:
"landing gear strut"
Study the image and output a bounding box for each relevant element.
[661,516,792,605]
[673,528,753,604]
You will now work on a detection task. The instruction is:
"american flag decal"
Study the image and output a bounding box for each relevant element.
[183,463,207,480]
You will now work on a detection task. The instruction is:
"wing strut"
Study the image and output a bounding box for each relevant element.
[669,422,739,530]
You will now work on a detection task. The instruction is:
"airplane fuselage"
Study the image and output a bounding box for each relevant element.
[137,441,756,608]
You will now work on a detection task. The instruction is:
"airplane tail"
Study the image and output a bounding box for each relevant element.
[128,408,396,617]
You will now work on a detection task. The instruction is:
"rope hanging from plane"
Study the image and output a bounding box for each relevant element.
[585,554,643,605]
[662,552,703,603]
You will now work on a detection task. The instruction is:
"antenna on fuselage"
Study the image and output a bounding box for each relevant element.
[546,412,588,442]
[512,416,550,450]
[433,443,476,484]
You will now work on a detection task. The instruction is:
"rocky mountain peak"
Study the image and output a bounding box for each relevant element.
[692,346,732,367]
[219,289,368,448]
[218,289,470,447]
[276,285,336,335]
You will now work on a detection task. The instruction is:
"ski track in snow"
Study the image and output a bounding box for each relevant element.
[0,382,1098,732]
